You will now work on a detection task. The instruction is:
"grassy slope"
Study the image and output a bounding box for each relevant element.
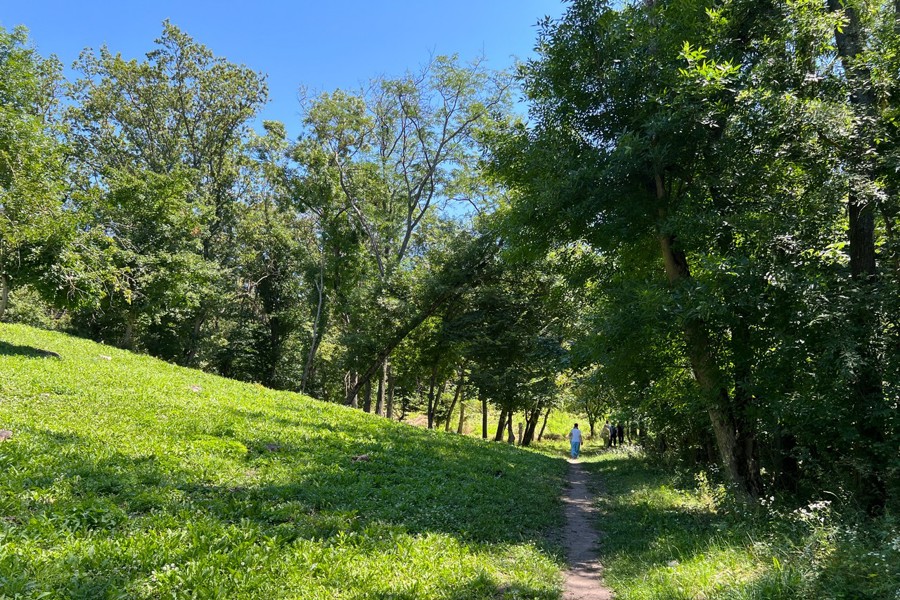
[0,324,567,599]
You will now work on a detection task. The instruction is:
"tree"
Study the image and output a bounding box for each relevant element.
[489,0,880,498]
[296,55,512,408]
[66,21,267,362]
[0,26,68,319]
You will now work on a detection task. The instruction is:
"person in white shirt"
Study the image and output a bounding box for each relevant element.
[568,423,583,459]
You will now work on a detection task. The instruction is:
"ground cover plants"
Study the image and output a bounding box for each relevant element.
[582,449,900,600]
[0,323,567,599]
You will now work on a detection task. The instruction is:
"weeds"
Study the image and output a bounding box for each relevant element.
[582,451,900,600]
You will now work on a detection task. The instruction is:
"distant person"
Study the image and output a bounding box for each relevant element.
[605,420,613,448]
[568,423,583,459]
[616,423,624,446]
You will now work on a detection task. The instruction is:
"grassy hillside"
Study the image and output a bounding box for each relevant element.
[0,324,567,599]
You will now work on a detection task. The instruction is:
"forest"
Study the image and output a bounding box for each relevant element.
[2,0,898,528]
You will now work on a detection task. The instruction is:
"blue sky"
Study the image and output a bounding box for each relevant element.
[2,1,567,134]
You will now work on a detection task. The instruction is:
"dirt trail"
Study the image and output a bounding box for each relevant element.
[562,459,613,600]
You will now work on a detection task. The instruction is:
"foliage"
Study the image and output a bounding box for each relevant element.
[490,0,899,507]
[0,25,69,319]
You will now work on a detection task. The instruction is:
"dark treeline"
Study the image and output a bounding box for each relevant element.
[2,0,899,517]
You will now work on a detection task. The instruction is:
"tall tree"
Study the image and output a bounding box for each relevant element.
[67,22,267,361]
[0,26,68,319]
[297,56,512,407]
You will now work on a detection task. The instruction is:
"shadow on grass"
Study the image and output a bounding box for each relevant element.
[1,421,566,599]
[582,454,805,600]
[0,340,61,359]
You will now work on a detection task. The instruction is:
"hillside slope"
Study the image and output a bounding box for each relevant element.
[0,324,566,599]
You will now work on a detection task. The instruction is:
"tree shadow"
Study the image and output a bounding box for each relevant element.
[0,340,61,359]
[1,423,567,599]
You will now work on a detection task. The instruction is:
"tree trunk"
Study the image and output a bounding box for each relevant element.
[731,312,764,497]
[457,399,466,434]
[375,359,387,417]
[301,268,326,393]
[507,415,515,445]
[828,0,888,515]
[346,371,359,408]
[122,310,136,350]
[0,273,9,321]
[363,380,373,413]
[386,362,395,420]
[481,390,488,439]
[521,408,541,447]
[428,365,443,429]
[444,371,464,432]
[537,407,551,441]
[183,309,206,365]
[657,176,760,496]
[494,408,507,442]
[346,239,499,403]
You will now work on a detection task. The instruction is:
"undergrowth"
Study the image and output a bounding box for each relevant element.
[581,448,900,600]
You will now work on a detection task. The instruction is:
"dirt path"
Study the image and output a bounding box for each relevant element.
[562,459,613,600]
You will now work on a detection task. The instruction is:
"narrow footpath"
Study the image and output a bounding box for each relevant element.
[562,459,613,600]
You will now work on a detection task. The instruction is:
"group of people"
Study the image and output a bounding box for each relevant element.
[605,421,625,448]
[566,421,626,459]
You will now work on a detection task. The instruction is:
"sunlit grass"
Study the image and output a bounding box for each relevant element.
[0,323,567,599]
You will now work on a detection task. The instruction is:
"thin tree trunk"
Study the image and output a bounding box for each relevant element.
[444,372,464,432]
[386,362,395,420]
[301,268,326,393]
[494,408,507,442]
[434,380,447,428]
[457,398,466,434]
[0,273,9,320]
[426,365,438,429]
[375,359,387,417]
[732,312,764,496]
[537,407,551,442]
[481,390,488,439]
[507,415,515,445]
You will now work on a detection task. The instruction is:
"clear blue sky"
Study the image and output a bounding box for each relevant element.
[2,0,567,134]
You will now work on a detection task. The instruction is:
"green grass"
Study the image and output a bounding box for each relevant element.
[0,324,567,599]
[580,448,900,600]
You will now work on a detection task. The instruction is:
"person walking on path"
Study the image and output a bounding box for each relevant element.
[568,423,583,459]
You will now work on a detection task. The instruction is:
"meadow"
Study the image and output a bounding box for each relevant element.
[0,324,567,599]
